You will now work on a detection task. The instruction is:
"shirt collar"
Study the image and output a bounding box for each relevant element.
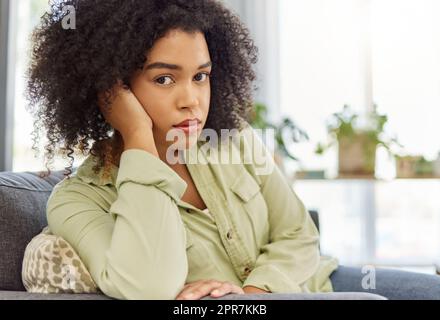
[75,153,119,186]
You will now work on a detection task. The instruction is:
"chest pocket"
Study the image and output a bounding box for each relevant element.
[229,170,269,247]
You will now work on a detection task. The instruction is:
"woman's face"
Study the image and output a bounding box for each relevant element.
[130,29,212,153]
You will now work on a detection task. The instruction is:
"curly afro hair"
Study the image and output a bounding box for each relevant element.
[26,0,259,179]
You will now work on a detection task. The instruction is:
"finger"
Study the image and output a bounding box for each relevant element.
[182,281,199,290]
[209,282,233,297]
[183,278,211,289]
[175,284,197,300]
[231,286,245,294]
[177,281,223,300]
[99,80,126,101]
[189,280,223,299]
[175,280,206,300]
[211,283,244,297]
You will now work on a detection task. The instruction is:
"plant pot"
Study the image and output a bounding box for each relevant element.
[396,156,436,178]
[396,156,419,178]
[338,133,377,178]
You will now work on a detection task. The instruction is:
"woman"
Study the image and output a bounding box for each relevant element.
[26,0,440,300]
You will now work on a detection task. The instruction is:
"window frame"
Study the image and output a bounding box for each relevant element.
[0,0,17,172]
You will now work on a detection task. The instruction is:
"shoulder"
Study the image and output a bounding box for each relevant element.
[47,175,95,209]
[47,170,115,215]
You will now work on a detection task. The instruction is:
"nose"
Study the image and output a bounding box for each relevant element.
[177,81,199,110]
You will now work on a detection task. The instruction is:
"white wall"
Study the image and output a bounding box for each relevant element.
[222,0,281,123]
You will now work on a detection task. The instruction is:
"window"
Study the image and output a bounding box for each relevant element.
[282,0,440,269]
[371,0,440,160]
[12,0,86,172]
[279,0,440,178]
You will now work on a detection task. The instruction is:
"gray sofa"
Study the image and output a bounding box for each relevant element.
[0,168,383,300]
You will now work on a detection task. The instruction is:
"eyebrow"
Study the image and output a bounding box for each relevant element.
[144,61,212,71]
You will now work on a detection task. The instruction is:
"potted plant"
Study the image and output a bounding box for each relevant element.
[249,102,309,175]
[396,155,436,178]
[315,104,401,178]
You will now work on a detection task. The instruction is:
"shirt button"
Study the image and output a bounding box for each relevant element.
[226,230,233,240]
[243,267,252,276]
[185,208,191,213]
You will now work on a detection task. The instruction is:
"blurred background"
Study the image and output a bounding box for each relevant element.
[1,0,440,273]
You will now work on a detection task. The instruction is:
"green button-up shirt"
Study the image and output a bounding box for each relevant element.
[46,123,338,299]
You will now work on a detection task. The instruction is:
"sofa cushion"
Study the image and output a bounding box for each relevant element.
[0,170,66,290]
[0,290,112,300]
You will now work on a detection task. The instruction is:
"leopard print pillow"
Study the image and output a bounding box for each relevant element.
[22,226,99,294]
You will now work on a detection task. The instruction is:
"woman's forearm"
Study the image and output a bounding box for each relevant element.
[242,285,270,294]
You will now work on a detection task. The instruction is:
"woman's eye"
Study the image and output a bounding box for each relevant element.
[154,76,174,86]
[194,72,211,82]
[154,73,210,86]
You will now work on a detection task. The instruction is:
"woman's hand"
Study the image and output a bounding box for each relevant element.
[98,80,159,156]
[176,279,245,300]
[98,80,154,141]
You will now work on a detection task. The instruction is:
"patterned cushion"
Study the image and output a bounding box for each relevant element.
[22,227,99,294]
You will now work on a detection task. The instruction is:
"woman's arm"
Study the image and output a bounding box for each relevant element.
[242,286,270,294]
[240,125,321,293]
[47,149,189,299]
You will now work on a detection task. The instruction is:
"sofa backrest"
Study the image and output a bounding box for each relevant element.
[0,170,66,291]
[0,168,321,292]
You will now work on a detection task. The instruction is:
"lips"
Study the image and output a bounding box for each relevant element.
[173,118,201,127]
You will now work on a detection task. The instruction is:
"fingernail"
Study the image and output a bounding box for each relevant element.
[211,290,219,295]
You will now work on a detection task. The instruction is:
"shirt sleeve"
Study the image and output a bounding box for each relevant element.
[46,149,189,300]
[240,125,321,293]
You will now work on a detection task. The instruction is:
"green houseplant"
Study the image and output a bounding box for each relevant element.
[249,102,309,174]
[396,155,438,178]
[315,104,401,178]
